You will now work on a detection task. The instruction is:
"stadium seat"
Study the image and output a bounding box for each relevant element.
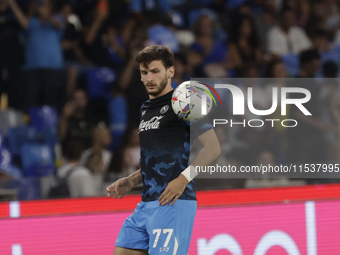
[226,0,247,9]
[41,128,59,154]
[108,95,127,149]
[29,106,58,132]
[20,143,55,177]
[6,178,41,200]
[86,67,116,100]
[7,126,39,156]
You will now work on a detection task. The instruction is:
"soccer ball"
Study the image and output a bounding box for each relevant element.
[171,81,213,121]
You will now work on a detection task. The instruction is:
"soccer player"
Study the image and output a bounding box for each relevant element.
[107,45,221,255]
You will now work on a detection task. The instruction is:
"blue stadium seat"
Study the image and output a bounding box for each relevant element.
[7,126,39,156]
[86,67,116,100]
[108,95,127,149]
[6,178,41,200]
[226,0,247,9]
[41,128,58,154]
[20,143,55,177]
[29,106,58,132]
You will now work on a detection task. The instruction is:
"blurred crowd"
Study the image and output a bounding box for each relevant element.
[1,0,340,199]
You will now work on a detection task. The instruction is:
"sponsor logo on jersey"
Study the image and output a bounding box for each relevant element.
[139,116,164,132]
[160,105,169,114]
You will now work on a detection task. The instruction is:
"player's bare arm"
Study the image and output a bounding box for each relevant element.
[107,170,142,199]
[191,129,221,168]
[159,129,221,206]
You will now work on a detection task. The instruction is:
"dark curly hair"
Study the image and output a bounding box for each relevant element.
[135,45,174,69]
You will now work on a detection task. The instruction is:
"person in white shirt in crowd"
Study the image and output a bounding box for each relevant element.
[80,122,112,194]
[57,138,98,197]
[267,6,312,56]
[120,127,140,177]
[107,127,140,182]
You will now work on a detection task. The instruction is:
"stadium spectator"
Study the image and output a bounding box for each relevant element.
[287,49,331,167]
[229,15,265,75]
[311,0,339,33]
[108,127,140,181]
[57,138,98,197]
[267,7,312,56]
[311,29,330,53]
[296,0,312,29]
[60,0,94,97]
[58,89,98,148]
[323,60,339,78]
[171,53,189,88]
[265,59,288,79]
[117,38,149,128]
[80,122,112,173]
[263,59,289,163]
[321,61,340,163]
[0,0,24,110]
[298,48,321,78]
[191,14,230,77]
[82,0,116,67]
[185,48,204,78]
[129,0,170,23]
[108,0,130,28]
[146,11,180,54]
[311,29,340,71]
[245,150,306,188]
[8,0,65,112]
[252,0,277,52]
[79,122,112,194]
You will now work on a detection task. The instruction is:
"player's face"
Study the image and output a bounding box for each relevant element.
[140,60,174,98]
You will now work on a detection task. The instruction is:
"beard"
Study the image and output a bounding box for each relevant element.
[146,74,168,97]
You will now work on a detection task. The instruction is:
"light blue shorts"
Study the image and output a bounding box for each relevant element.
[115,199,197,254]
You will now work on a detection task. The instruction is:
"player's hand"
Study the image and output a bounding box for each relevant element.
[106,177,134,199]
[159,175,189,206]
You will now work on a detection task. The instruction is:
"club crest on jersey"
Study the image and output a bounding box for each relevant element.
[139,116,164,132]
[160,105,169,114]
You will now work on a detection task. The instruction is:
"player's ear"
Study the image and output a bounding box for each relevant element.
[168,66,175,78]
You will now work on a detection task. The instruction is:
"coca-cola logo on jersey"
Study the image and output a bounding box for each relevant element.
[139,116,164,132]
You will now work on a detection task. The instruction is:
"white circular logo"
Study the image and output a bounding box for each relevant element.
[160,105,169,114]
